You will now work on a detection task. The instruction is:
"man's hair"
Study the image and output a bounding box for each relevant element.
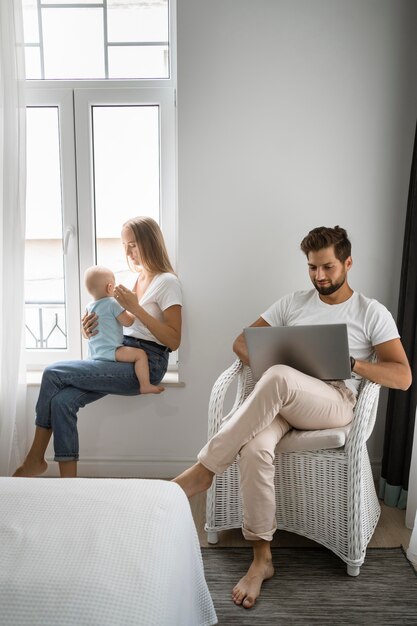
[300,225,351,262]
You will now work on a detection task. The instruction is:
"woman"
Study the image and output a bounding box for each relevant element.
[14,216,182,478]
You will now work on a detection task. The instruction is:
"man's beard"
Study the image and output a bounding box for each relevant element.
[313,275,346,296]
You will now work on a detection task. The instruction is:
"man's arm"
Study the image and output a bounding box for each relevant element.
[233,317,271,365]
[353,338,412,391]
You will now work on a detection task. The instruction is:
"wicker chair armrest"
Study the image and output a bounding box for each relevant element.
[207,360,251,439]
[344,378,380,456]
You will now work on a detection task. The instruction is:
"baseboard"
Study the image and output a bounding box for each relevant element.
[43,456,195,479]
[43,456,384,480]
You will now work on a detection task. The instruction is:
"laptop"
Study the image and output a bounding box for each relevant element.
[244,324,351,382]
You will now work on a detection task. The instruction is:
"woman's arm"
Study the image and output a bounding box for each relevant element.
[114,284,182,351]
[353,338,412,391]
[233,317,270,364]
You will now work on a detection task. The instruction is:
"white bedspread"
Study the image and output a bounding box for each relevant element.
[0,478,217,626]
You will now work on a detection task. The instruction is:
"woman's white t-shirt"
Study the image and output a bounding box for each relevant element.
[123,272,182,346]
[261,290,400,394]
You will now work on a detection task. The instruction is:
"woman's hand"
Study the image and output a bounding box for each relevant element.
[114,283,181,351]
[82,311,98,340]
[114,284,138,313]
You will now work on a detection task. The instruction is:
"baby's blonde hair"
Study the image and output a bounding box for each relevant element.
[84,265,115,300]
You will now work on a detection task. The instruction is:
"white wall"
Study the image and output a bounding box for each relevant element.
[26,0,417,477]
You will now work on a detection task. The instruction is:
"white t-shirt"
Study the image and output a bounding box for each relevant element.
[261,290,400,394]
[123,272,182,345]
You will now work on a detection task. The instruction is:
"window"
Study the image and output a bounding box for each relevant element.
[22,0,170,80]
[25,107,65,352]
[22,1,177,368]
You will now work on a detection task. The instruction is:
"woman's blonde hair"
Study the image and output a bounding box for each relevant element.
[123,216,175,275]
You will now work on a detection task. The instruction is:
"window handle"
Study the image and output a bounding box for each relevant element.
[63,226,74,255]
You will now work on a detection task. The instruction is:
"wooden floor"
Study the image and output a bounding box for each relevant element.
[189,492,412,549]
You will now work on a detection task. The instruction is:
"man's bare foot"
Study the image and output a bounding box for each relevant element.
[13,458,48,477]
[140,384,165,395]
[232,558,274,609]
[172,462,214,498]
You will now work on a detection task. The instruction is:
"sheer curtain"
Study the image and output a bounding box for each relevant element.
[0,0,27,475]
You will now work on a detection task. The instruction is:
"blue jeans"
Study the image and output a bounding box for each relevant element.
[35,337,169,461]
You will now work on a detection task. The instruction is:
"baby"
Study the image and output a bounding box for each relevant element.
[84,265,164,395]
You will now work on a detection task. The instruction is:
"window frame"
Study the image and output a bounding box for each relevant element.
[74,86,177,359]
[25,88,81,368]
[23,0,171,81]
[24,0,177,368]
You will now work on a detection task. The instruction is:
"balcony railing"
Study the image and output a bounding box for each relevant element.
[25,301,67,349]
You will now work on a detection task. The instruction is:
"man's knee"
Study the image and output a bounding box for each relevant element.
[264,363,300,383]
[239,435,276,467]
[260,364,308,400]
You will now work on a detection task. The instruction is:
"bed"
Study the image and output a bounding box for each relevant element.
[0,477,217,626]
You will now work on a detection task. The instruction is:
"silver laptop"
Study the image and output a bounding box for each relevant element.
[244,324,351,382]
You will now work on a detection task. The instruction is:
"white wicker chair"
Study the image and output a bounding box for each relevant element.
[205,360,381,576]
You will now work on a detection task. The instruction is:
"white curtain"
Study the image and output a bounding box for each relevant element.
[406,406,417,568]
[0,0,27,475]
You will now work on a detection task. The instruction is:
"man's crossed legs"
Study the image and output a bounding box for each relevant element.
[174,364,355,608]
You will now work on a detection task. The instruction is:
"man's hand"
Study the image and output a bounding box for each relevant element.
[233,317,270,364]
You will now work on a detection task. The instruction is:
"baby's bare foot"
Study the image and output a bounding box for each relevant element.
[140,384,165,395]
[172,462,214,498]
[232,558,274,609]
[13,458,48,477]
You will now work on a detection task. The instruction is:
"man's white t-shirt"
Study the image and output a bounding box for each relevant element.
[123,272,182,346]
[261,290,400,394]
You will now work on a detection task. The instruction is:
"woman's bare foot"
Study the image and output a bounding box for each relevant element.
[172,462,214,498]
[232,542,274,609]
[140,383,165,394]
[13,457,48,477]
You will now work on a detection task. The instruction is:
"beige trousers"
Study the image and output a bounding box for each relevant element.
[198,364,356,541]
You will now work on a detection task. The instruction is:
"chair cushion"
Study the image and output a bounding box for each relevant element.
[275,424,352,453]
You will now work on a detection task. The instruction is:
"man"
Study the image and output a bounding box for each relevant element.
[174,226,411,609]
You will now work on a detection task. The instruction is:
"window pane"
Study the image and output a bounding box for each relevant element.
[108,45,168,79]
[92,105,160,279]
[42,8,104,79]
[22,0,39,43]
[24,47,42,80]
[107,0,169,43]
[22,1,171,80]
[25,108,67,350]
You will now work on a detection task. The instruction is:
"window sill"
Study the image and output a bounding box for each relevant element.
[26,369,184,388]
